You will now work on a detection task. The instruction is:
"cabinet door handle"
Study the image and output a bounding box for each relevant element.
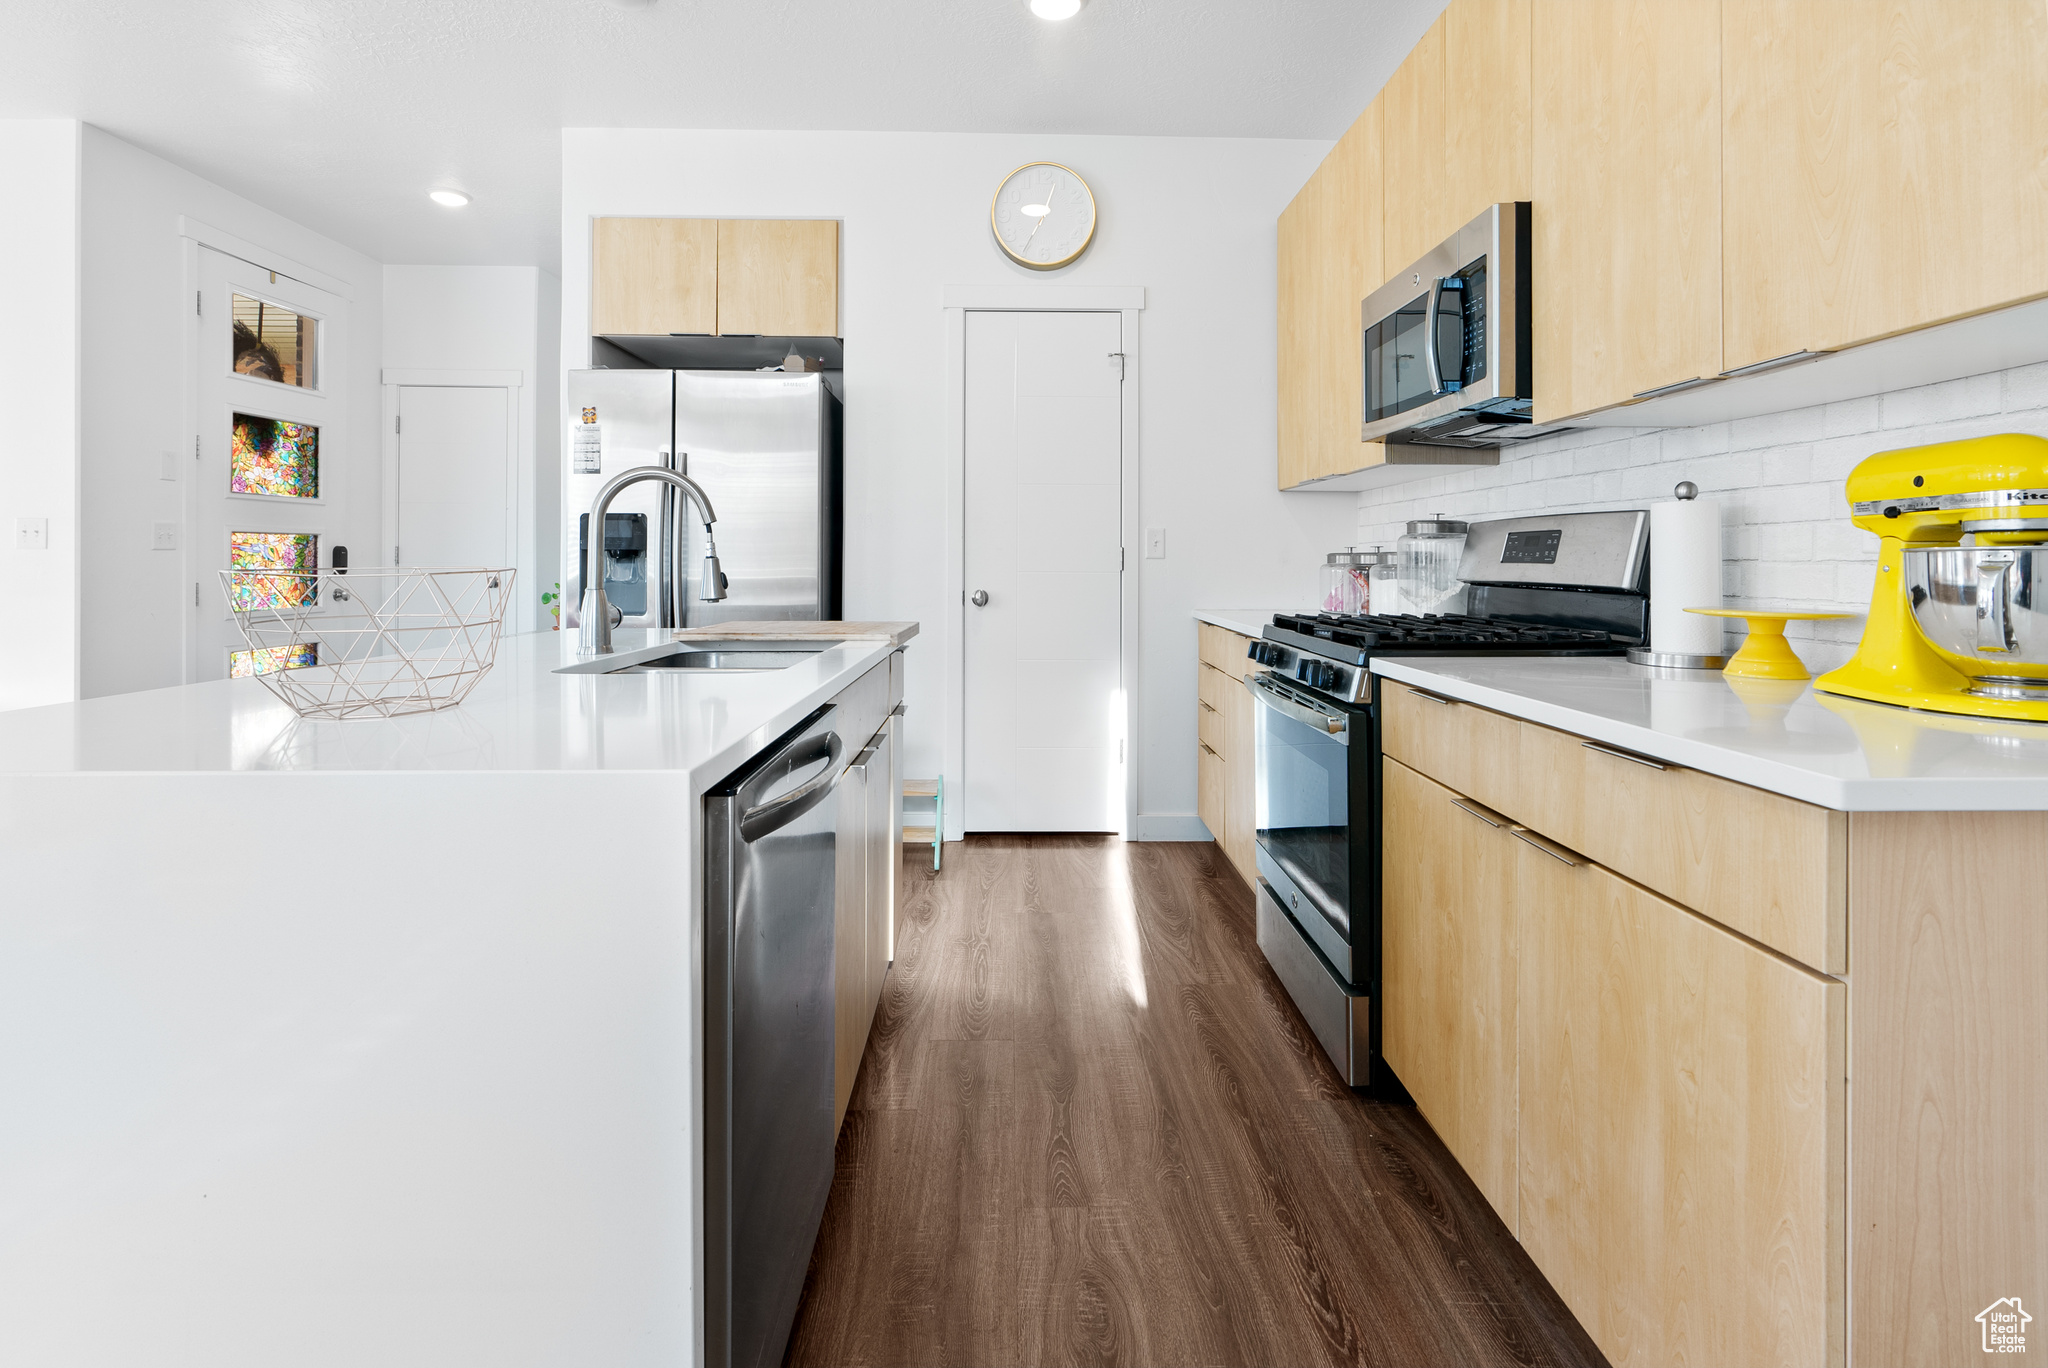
[1199,700,1217,714]
[1632,375,1721,400]
[1199,741,1220,758]
[1510,826,1582,867]
[1406,686,1457,706]
[1451,797,1506,829]
[1581,739,1668,771]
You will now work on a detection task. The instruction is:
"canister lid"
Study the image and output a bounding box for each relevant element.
[1403,518,1468,535]
[1325,547,1378,566]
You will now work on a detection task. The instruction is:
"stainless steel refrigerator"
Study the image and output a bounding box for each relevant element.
[563,369,842,630]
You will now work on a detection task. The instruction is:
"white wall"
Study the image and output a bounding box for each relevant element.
[0,120,82,712]
[563,128,1358,835]
[382,265,562,632]
[78,125,385,699]
[1356,364,2048,671]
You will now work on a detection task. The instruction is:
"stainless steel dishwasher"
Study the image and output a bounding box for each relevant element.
[703,702,848,1368]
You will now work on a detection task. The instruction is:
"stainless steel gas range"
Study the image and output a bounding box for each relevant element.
[1243,511,1650,1089]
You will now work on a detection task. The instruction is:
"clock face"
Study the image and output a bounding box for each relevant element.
[991,163,1096,271]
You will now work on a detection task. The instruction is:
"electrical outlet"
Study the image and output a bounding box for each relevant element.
[14,517,48,551]
[160,450,179,481]
[152,521,179,550]
[1145,527,1166,559]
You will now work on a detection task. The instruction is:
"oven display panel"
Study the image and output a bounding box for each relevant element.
[1501,529,1561,564]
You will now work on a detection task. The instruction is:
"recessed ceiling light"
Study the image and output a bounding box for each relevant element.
[429,189,471,208]
[1030,0,1083,19]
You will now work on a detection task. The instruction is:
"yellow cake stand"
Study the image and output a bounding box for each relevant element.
[1685,608,1855,681]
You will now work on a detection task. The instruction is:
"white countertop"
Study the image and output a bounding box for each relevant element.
[1369,655,2048,812]
[1195,608,1292,639]
[0,625,908,1366]
[0,627,899,780]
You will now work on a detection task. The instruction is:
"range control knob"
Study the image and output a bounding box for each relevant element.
[1245,641,1261,662]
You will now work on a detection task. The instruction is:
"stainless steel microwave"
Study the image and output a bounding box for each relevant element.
[1362,201,1556,450]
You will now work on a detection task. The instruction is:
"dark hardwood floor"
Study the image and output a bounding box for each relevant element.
[785,835,1606,1368]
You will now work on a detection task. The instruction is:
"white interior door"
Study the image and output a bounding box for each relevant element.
[396,386,513,569]
[189,248,343,682]
[962,310,1125,832]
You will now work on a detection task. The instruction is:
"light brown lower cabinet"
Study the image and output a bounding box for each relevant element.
[1515,825,1844,1368]
[1195,625,1259,886]
[1382,738,1845,1368]
[1381,760,1520,1225]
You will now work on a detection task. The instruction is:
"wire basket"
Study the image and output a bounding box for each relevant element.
[220,566,516,720]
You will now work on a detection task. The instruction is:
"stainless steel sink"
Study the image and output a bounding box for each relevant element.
[554,638,840,676]
[617,644,832,673]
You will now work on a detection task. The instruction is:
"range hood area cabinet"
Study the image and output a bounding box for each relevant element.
[1275,0,2048,491]
[591,216,840,340]
[1278,0,1527,492]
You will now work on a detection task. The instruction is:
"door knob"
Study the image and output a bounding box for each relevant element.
[970,590,989,607]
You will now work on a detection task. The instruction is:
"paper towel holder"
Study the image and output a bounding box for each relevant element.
[1627,480,1731,670]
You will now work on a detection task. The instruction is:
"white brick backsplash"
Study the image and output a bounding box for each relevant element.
[1823,395,1883,437]
[1881,372,2002,429]
[1356,362,2048,619]
[2006,361,2048,412]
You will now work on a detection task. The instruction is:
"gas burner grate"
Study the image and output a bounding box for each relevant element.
[1270,611,1624,652]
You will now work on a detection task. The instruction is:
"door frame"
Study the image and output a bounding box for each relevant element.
[942,285,1145,840]
[380,368,526,632]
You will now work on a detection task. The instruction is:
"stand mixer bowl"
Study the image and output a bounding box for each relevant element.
[1903,545,2048,697]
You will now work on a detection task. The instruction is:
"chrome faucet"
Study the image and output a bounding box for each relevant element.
[581,465,726,655]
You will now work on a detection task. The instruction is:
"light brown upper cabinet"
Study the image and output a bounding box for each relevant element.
[1385,1,1533,286]
[1445,0,1532,224]
[1276,102,1384,489]
[1382,13,1450,273]
[591,217,719,336]
[1722,0,2048,371]
[1532,0,1722,421]
[590,217,840,338]
[716,219,840,338]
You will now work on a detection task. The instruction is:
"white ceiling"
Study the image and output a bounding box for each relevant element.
[1,0,1442,268]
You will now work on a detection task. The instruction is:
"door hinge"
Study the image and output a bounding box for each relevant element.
[395,415,401,434]
[194,582,200,607]
[196,291,202,316]
[394,547,400,565]
[1120,546,1126,571]
[194,435,200,460]
[1108,351,1125,380]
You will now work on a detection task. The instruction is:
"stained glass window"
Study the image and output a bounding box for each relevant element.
[228,530,318,610]
[231,293,317,388]
[231,413,319,499]
[230,642,318,678]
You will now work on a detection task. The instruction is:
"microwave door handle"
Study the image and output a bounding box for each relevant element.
[1422,278,1445,396]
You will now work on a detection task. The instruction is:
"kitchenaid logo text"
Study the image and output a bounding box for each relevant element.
[1979,1298,2032,1354]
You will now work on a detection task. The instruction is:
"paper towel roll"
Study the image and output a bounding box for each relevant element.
[1650,491,1724,656]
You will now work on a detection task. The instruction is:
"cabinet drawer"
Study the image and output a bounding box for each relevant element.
[1197,736,1226,841]
[1198,623,1255,680]
[1379,682,1527,819]
[1517,718,1845,973]
[1198,659,1238,713]
[1197,697,1225,752]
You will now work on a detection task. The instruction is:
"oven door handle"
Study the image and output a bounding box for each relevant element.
[1244,672,1350,743]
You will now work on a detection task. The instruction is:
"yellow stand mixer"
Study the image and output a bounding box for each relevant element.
[1817,432,2048,722]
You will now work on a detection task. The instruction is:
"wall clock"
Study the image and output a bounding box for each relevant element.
[990,162,1097,271]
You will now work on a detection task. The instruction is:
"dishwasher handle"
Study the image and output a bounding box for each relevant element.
[737,720,844,842]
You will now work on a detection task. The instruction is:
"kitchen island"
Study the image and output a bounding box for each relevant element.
[1366,654,2045,1368]
[0,624,912,1368]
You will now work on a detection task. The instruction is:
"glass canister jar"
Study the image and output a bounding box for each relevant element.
[1397,516,1469,615]
[1319,548,1377,615]
[1368,549,1404,616]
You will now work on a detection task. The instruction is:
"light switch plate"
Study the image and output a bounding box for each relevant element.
[1145,527,1166,559]
[152,521,179,550]
[160,450,179,481]
[14,517,48,551]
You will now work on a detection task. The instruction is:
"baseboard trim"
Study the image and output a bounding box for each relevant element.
[1131,812,1215,842]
